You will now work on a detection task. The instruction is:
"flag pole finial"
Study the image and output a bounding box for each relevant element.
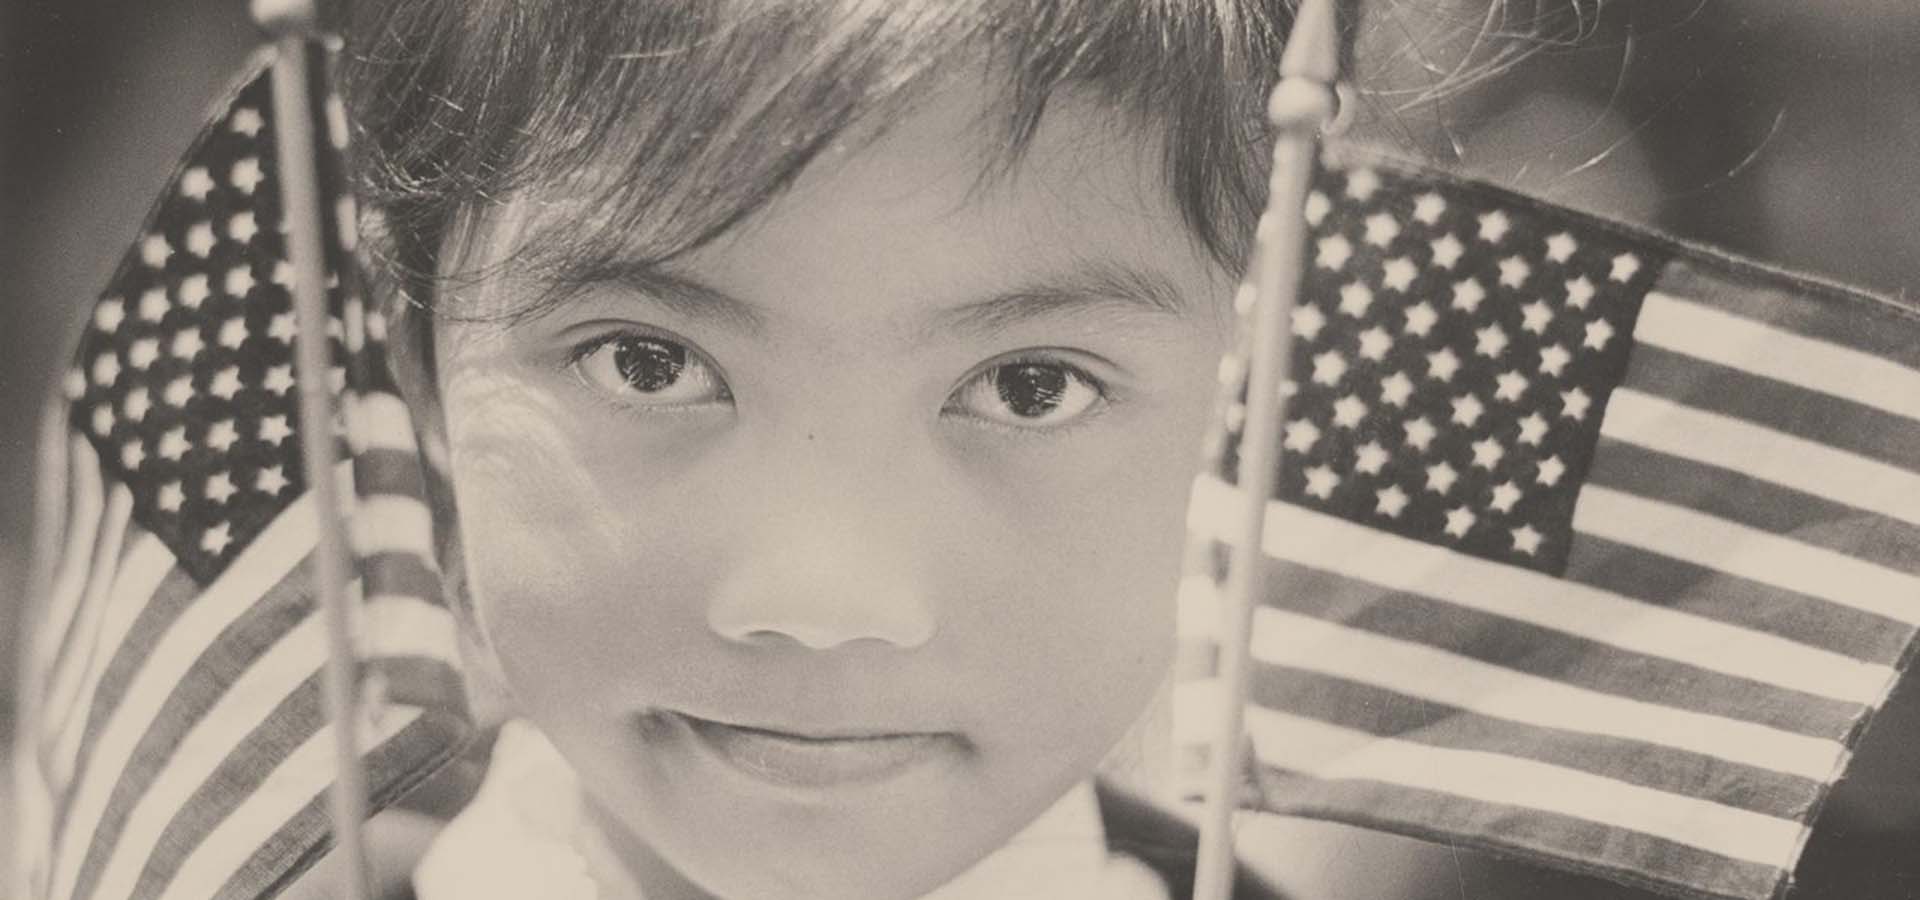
[1190,0,1345,898]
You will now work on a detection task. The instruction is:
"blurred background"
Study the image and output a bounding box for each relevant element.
[2,0,1916,896]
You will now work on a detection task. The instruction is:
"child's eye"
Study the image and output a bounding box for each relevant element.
[571,333,731,407]
[947,358,1107,430]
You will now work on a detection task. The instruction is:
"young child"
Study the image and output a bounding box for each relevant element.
[320,0,1308,897]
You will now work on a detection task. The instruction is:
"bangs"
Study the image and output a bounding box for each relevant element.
[342,0,1302,315]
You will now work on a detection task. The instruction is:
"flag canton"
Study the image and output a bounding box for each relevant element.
[64,73,353,583]
[1226,154,1666,573]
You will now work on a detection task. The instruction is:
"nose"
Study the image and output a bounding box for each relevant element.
[706,511,937,651]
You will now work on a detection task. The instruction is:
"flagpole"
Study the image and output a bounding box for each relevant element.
[1189,1,1343,898]
[255,2,374,899]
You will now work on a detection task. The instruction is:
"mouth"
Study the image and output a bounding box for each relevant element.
[651,710,964,790]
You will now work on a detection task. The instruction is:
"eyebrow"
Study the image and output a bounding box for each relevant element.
[554,257,1190,341]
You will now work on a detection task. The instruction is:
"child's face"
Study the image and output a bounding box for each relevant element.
[432,78,1234,899]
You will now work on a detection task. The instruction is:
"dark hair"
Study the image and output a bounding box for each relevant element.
[340,0,1306,317]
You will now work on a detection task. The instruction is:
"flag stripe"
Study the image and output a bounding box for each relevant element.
[45,493,317,900]
[1261,555,1862,736]
[157,708,423,900]
[1248,606,1846,781]
[1187,475,1890,704]
[1574,485,1920,627]
[61,558,315,900]
[34,438,108,680]
[1250,665,1821,820]
[81,613,324,900]
[1636,292,1920,427]
[350,447,431,502]
[1601,389,1920,531]
[1243,707,1809,867]
[1652,261,1920,372]
[47,534,175,799]
[1255,772,1786,900]
[359,552,443,608]
[1586,438,1920,577]
[41,487,137,771]
[350,495,435,560]
[362,595,461,666]
[1565,533,1913,665]
[344,392,423,456]
[207,710,460,900]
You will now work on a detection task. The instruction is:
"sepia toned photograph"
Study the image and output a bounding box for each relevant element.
[3,1,1918,898]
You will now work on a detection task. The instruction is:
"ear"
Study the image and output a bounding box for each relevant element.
[377,264,518,729]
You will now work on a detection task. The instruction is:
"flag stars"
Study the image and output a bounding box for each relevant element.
[1426,348,1461,383]
[1292,303,1327,341]
[163,376,194,408]
[1475,323,1509,359]
[1610,253,1642,283]
[1364,213,1401,247]
[1536,455,1566,487]
[1429,234,1464,270]
[157,482,185,514]
[230,107,264,136]
[1521,300,1554,334]
[1413,192,1447,225]
[1312,350,1348,387]
[1511,524,1544,556]
[259,414,292,446]
[1317,235,1353,271]
[1379,371,1415,407]
[268,312,297,343]
[218,317,248,349]
[231,157,264,194]
[171,329,204,360]
[139,288,170,322]
[1345,168,1381,200]
[201,522,233,556]
[1303,465,1341,500]
[1354,441,1389,475]
[180,167,214,201]
[95,299,125,333]
[1561,386,1592,421]
[1451,393,1486,428]
[1584,318,1615,351]
[128,338,160,370]
[1357,326,1393,362]
[1217,355,1247,388]
[1376,485,1410,519]
[207,420,239,452]
[123,387,151,422]
[210,366,244,401]
[264,365,295,396]
[92,353,122,386]
[1381,257,1417,292]
[63,368,87,400]
[1403,301,1438,337]
[179,274,210,308]
[1489,481,1522,514]
[1426,461,1460,495]
[1443,505,1477,538]
[1451,278,1487,314]
[228,211,259,244]
[91,406,115,436]
[1546,232,1578,263]
[1517,412,1549,446]
[1565,276,1596,309]
[270,261,294,288]
[256,465,290,496]
[121,440,146,469]
[204,472,237,504]
[1477,211,1511,244]
[141,234,172,268]
[1471,436,1505,470]
[1498,256,1531,289]
[1494,370,1528,403]
[1403,417,1438,452]
[1339,282,1374,318]
[225,266,255,298]
[1539,344,1572,378]
[185,222,217,257]
[1305,191,1331,226]
[1284,419,1322,454]
[158,427,190,462]
[1331,395,1368,429]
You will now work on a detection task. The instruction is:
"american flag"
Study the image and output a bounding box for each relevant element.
[12,45,470,900]
[1177,145,1920,900]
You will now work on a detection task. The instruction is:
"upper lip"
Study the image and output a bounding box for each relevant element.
[665,710,952,743]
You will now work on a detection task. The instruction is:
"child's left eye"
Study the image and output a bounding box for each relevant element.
[946,358,1107,430]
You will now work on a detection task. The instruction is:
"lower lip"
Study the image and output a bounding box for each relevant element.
[662,712,958,790]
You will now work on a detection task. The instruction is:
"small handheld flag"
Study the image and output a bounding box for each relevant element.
[12,33,470,900]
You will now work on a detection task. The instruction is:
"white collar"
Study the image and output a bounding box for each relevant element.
[413,720,1169,900]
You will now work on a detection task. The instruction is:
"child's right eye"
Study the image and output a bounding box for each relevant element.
[570,332,732,408]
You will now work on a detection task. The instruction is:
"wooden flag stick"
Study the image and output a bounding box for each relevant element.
[257,1,373,898]
[1189,1,1344,898]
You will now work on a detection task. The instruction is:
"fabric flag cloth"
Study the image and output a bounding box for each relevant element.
[1176,141,1920,900]
[11,43,471,900]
